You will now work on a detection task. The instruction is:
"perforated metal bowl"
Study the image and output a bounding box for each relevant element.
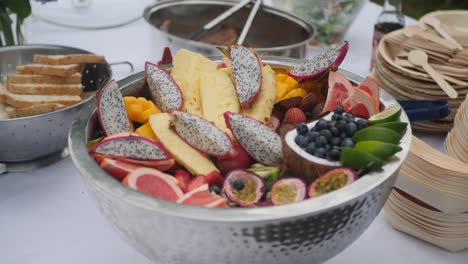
[69,57,412,264]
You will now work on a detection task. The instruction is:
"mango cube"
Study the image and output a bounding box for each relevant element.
[283,88,308,100]
[135,122,158,141]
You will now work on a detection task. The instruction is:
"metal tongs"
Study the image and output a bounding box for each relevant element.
[398,99,450,123]
[190,0,262,45]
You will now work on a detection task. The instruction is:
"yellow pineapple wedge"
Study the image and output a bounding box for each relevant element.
[241,65,277,123]
[149,113,218,176]
[199,69,240,138]
[170,49,217,116]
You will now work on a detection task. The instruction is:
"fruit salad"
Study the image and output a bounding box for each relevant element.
[88,43,407,208]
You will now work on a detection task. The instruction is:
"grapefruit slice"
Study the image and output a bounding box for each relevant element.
[322,72,353,113]
[100,158,141,181]
[357,76,379,104]
[123,168,183,202]
[177,184,227,208]
[345,88,380,118]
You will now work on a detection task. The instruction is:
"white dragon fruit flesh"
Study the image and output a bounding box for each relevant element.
[288,41,349,81]
[170,111,234,159]
[90,133,172,161]
[145,61,183,112]
[96,80,131,136]
[224,112,283,165]
[230,45,262,109]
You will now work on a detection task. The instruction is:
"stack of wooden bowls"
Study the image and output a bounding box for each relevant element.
[374,11,468,133]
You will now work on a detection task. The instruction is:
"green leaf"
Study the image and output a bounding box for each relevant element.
[1,0,31,20]
[0,9,14,46]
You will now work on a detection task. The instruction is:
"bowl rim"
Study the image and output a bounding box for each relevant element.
[69,56,412,222]
[142,0,316,52]
[0,44,108,123]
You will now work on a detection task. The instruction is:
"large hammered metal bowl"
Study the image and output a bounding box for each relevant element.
[69,57,412,264]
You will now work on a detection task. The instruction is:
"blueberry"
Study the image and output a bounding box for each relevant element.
[310,126,317,132]
[329,121,336,127]
[330,137,341,146]
[337,120,347,132]
[346,122,358,136]
[328,148,341,161]
[336,115,345,121]
[314,148,326,158]
[306,142,316,155]
[315,135,328,147]
[325,144,331,150]
[295,135,309,147]
[332,114,339,121]
[319,129,332,141]
[307,131,320,142]
[209,185,221,194]
[334,105,344,115]
[356,119,369,130]
[341,138,354,148]
[296,123,308,135]
[330,126,339,136]
[344,112,355,120]
[315,119,328,130]
[340,132,348,139]
[232,179,245,190]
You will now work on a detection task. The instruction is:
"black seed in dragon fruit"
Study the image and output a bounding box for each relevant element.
[288,41,349,81]
[145,61,183,112]
[96,80,131,136]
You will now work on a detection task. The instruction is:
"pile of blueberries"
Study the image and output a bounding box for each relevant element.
[294,106,369,161]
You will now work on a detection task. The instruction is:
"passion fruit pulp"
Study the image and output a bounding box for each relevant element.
[308,168,357,197]
[270,178,306,205]
[223,170,265,207]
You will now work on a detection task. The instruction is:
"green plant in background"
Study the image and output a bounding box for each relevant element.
[0,0,31,47]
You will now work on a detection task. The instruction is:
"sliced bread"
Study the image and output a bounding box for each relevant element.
[6,83,83,96]
[16,64,80,77]
[0,83,81,108]
[7,73,82,84]
[5,103,66,118]
[34,54,106,65]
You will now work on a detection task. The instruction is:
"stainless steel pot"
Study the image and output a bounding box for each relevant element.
[143,0,316,59]
[0,45,131,164]
[69,56,412,264]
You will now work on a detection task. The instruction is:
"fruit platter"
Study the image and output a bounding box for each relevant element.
[69,43,412,264]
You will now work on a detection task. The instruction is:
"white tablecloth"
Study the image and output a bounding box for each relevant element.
[2,2,467,263]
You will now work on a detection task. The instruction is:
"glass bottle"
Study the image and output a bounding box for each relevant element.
[370,0,405,70]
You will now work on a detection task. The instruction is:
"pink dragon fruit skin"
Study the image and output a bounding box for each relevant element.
[224,111,283,166]
[90,133,172,161]
[96,80,131,136]
[288,41,349,81]
[230,45,263,109]
[170,111,235,159]
[145,61,184,112]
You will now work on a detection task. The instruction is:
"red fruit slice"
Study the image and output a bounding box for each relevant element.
[322,71,353,113]
[215,143,252,174]
[345,88,379,118]
[100,158,140,181]
[205,170,225,188]
[308,168,357,198]
[283,107,306,126]
[145,61,184,112]
[270,178,306,205]
[96,80,131,136]
[123,168,183,202]
[114,157,175,171]
[187,176,209,192]
[174,169,191,193]
[357,76,379,104]
[177,184,227,208]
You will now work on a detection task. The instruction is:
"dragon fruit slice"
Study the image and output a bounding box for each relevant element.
[230,45,263,109]
[288,41,349,81]
[90,133,171,161]
[96,80,131,136]
[224,112,283,165]
[170,111,234,159]
[145,61,183,112]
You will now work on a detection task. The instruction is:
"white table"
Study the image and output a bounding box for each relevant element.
[2,2,467,263]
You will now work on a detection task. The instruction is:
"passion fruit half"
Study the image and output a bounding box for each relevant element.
[223,170,265,207]
[308,168,357,198]
[270,178,306,205]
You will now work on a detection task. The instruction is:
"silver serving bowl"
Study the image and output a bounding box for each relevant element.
[0,45,114,163]
[144,0,315,59]
[69,57,412,264]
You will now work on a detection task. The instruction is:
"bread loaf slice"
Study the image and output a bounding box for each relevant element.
[0,83,81,108]
[6,103,66,118]
[16,64,80,77]
[7,73,82,84]
[34,54,106,65]
[6,83,83,96]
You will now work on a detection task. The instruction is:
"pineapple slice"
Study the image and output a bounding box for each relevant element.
[170,49,217,116]
[199,70,240,138]
[149,113,218,176]
[241,65,277,123]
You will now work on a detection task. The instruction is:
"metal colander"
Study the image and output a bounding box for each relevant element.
[69,57,412,264]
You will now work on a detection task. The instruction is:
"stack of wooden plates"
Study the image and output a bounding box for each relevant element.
[374,10,468,133]
[445,96,468,163]
[384,136,468,251]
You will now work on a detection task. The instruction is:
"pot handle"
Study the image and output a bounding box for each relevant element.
[109,61,135,76]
